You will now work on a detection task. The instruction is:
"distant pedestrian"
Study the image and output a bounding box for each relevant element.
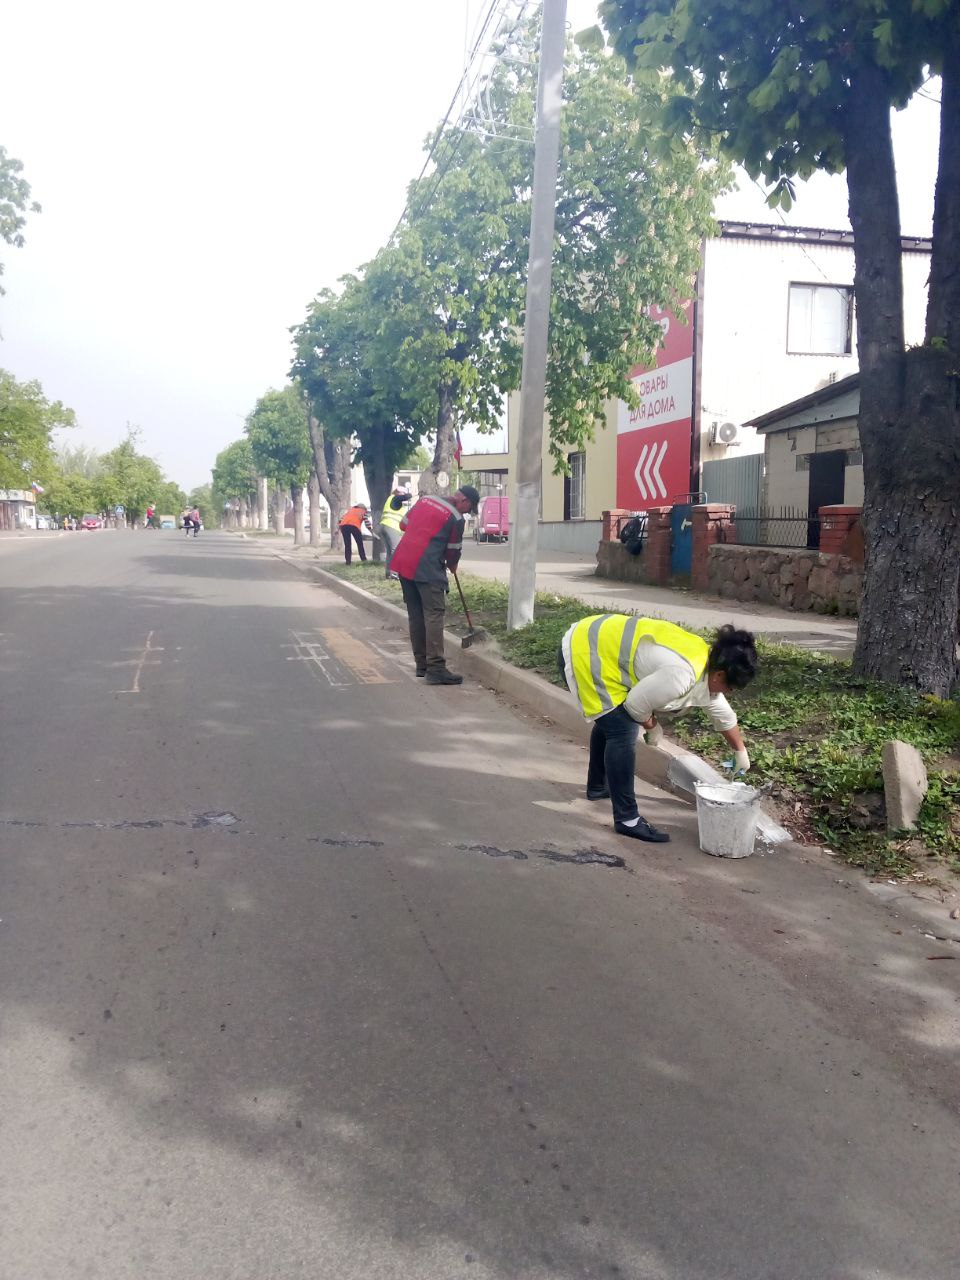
[338,504,372,564]
[378,487,411,578]
[391,486,480,685]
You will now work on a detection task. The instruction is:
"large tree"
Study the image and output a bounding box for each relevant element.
[212,438,258,528]
[0,368,72,489]
[244,386,313,542]
[96,432,165,523]
[601,1,959,694]
[293,271,430,551]
[385,21,726,483]
[0,146,40,294]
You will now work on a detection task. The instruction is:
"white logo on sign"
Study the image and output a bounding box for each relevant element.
[634,439,668,501]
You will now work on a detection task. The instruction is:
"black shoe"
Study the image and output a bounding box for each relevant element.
[415,667,427,677]
[425,669,463,685]
[586,785,610,801]
[614,818,670,843]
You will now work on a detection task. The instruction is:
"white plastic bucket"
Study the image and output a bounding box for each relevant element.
[695,781,761,858]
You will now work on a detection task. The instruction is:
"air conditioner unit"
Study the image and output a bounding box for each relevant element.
[711,421,741,446]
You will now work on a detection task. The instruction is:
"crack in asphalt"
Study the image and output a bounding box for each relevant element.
[0,810,240,832]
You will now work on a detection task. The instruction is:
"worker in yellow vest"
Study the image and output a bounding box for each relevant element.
[559,616,757,842]
[378,487,412,578]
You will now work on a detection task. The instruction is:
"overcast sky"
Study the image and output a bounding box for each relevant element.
[0,0,941,489]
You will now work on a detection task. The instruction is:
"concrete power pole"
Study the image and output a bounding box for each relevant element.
[506,0,567,631]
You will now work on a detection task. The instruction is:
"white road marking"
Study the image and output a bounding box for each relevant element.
[116,630,162,694]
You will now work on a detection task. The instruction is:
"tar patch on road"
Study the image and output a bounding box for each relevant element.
[0,810,240,832]
[457,843,529,861]
[540,848,627,869]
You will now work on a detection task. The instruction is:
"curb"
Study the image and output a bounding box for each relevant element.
[281,557,797,839]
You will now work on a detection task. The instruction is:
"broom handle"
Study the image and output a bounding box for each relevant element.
[452,568,475,631]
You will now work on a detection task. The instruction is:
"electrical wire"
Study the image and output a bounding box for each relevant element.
[386,0,506,244]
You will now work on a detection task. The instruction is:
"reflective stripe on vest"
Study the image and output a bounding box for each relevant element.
[380,496,404,533]
[568,615,710,719]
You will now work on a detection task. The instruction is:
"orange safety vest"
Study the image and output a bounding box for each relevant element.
[339,506,368,529]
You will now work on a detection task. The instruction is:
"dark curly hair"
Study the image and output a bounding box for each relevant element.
[707,625,758,690]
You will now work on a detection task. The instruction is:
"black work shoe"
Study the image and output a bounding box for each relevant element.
[425,669,464,685]
[586,786,610,801]
[614,818,671,843]
[415,667,427,677]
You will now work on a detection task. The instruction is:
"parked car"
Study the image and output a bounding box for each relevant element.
[80,514,103,530]
[159,515,176,529]
[474,495,509,543]
[35,514,53,530]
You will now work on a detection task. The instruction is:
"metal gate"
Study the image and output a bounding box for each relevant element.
[670,492,703,576]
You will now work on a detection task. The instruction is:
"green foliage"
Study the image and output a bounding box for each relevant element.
[188,484,214,523]
[244,386,312,488]
[95,431,165,520]
[292,273,423,483]
[43,472,95,519]
[0,145,41,294]
[212,438,257,502]
[293,21,725,481]
[599,0,947,192]
[0,368,73,488]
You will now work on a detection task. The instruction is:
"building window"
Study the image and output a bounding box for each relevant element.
[795,454,811,472]
[787,283,853,355]
[567,452,586,520]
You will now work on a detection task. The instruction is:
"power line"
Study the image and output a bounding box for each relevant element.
[399,1,537,232]
[386,0,505,245]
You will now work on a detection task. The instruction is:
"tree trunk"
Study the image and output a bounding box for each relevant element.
[291,482,305,546]
[238,495,249,529]
[307,415,352,550]
[308,470,322,548]
[257,477,269,531]
[273,483,286,536]
[418,381,456,496]
[844,64,960,694]
[362,425,393,562]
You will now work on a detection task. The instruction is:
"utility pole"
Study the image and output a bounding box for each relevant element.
[507,0,567,630]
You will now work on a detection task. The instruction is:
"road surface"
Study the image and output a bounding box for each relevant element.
[1,530,957,1280]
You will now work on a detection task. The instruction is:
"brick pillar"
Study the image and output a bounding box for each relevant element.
[691,504,736,593]
[601,508,631,542]
[818,505,862,555]
[643,506,673,586]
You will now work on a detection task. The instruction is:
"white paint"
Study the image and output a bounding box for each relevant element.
[634,439,669,500]
[116,631,162,694]
[618,357,693,435]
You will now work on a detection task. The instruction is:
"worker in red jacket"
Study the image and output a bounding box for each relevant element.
[390,485,480,685]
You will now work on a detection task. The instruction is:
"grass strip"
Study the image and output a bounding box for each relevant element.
[326,561,960,881]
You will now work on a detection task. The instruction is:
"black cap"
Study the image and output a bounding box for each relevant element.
[458,484,480,513]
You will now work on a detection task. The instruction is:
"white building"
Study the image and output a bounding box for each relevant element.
[462,220,932,550]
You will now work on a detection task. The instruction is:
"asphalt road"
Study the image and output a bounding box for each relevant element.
[1,530,958,1280]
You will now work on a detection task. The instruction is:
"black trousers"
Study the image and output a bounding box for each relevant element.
[586,705,640,826]
[341,525,366,563]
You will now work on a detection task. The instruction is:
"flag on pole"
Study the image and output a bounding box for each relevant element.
[453,430,462,467]
[31,481,45,494]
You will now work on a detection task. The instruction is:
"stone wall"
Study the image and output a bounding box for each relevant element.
[706,544,863,615]
[596,538,657,584]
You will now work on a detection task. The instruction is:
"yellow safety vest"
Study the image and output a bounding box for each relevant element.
[568,615,709,719]
[380,495,405,534]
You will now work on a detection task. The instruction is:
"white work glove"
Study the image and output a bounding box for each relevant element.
[644,721,664,747]
[734,747,751,774]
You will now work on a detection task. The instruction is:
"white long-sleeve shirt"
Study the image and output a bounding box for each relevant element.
[561,634,738,730]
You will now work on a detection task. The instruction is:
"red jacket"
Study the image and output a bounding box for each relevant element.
[390,495,463,584]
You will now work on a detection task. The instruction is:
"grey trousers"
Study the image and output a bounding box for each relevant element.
[399,577,447,672]
[381,527,401,577]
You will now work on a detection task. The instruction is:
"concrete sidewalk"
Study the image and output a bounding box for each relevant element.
[264,531,856,655]
[459,541,857,655]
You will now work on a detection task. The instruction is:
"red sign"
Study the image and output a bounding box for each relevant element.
[616,303,694,510]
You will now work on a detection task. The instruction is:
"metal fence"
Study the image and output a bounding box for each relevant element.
[720,506,819,550]
[701,453,763,511]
